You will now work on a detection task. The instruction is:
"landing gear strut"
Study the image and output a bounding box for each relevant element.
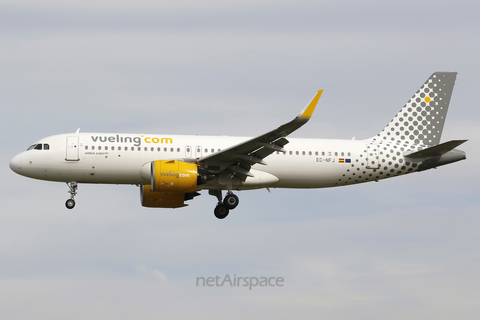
[209,190,240,219]
[65,181,78,209]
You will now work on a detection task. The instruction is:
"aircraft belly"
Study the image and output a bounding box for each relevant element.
[235,169,279,189]
[260,158,343,189]
[29,153,146,184]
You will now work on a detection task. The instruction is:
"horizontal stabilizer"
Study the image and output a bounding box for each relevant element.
[404,140,467,159]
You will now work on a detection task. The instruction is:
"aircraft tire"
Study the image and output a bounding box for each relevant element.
[224,193,239,210]
[65,199,75,209]
[214,204,229,219]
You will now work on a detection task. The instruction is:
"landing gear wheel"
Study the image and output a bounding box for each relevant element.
[224,193,239,210]
[66,182,78,210]
[65,199,76,209]
[214,204,229,219]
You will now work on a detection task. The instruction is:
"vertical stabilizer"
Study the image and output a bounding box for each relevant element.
[372,72,457,146]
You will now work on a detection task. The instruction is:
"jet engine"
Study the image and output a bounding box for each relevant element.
[140,160,205,208]
[140,185,187,208]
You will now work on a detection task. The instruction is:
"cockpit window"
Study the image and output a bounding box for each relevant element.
[26,143,50,151]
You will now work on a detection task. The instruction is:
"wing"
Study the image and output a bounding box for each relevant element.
[197,90,323,181]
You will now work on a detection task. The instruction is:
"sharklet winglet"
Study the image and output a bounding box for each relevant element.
[298,90,323,119]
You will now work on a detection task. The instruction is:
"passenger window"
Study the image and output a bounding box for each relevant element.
[34,144,42,150]
[211,149,214,153]
[138,147,141,151]
[92,146,95,150]
[341,152,344,156]
[204,148,207,153]
[144,147,147,151]
[85,146,89,150]
[177,148,180,152]
[296,151,299,155]
[111,146,115,151]
[315,151,318,156]
[289,151,292,155]
[322,151,325,156]
[151,147,154,151]
[302,151,305,155]
[171,148,174,152]
[131,147,134,151]
[118,146,121,151]
[164,148,167,152]
[125,146,128,151]
[157,147,160,152]
[335,152,338,156]
[309,151,312,155]
[348,152,351,156]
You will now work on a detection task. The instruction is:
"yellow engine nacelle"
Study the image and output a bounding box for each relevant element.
[151,160,199,193]
[139,160,205,208]
[140,185,187,208]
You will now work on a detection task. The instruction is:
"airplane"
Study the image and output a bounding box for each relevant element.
[9,72,467,219]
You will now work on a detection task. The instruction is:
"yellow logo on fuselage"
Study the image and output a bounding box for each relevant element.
[144,137,173,144]
[90,135,173,146]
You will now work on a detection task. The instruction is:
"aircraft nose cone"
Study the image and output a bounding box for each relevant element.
[9,154,22,173]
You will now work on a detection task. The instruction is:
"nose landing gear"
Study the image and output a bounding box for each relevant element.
[65,181,78,209]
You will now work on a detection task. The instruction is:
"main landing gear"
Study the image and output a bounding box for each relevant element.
[65,181,78,209]
[210,190,240,219]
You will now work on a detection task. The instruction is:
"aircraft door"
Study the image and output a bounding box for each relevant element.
[66,136,79,161]
[366,144,380,169]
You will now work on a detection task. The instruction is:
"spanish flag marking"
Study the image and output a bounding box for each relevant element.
[339,159,345,163]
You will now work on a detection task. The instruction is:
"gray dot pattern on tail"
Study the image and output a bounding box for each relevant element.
[373,72,456,146]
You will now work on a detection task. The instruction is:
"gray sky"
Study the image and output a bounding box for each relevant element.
[1,1,479,319]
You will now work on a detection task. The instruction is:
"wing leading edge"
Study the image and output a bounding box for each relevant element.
[198,90,323,181]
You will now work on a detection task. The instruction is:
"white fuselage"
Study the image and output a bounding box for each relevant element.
[8,73,466,217]
[9,132,422,190]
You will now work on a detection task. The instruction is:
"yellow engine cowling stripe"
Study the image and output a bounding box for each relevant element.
[152,160,198,193]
